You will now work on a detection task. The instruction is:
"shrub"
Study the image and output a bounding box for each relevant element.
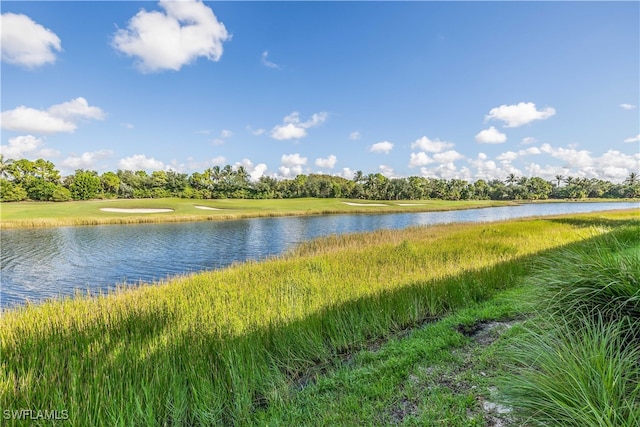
[503,318,640,427]
[52,186,72,202]
[0,179,27,202]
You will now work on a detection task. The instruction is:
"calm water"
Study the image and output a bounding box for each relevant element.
[1,202,637,308]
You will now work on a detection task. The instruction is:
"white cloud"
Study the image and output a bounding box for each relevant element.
[486,102,555,128]
[220,129,233,138]
[419,163,467,180]
[530,144,639,183]
[410,136,454,153]
[118,154,165,171]
[497,147,542,162]
[467,153,508,181]
[278,166,299,178]
[112,0,230,73]
[497,151,518,162]
[624,134,640,143]
[281,153,307,167]
[61,150,113,170]
[620,103,637,110]
[433,150,465,163]
[315,155,337,169]
[246,126,265,136]
[278,153,307,177]
[211,156,226,166]
[271,123,307,140]
[379,165,395,178]
[349,131,361,140]
[261,51,279,69]
[0,135,58,159]
[1,13,62,68]
[340,167,355,179]
[540,143,593,168]
[521,137,536,145]
[270,111,328,140]
[235,158,267,181]
[370,141,393,154]
[408,152,434,168]
[1,107,74,134]
[522,147,542,155]
[47,98,105,121]
[475,126,507,144]
[184,156,226,171]
[598,150,638,170]
[1,97,105,134]
[121,123,135,129]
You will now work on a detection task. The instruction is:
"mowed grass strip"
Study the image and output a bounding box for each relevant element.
[0,210,637,425]
[0,197,513,228]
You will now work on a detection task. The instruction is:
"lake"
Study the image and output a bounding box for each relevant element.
[1,201,637,308]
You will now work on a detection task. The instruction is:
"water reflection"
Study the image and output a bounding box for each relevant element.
[1,202,637,307]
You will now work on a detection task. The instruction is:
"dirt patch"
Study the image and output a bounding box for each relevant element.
[456,320,517,346]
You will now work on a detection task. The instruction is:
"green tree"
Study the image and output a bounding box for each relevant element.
[526,177,552,200]
[70,170,101,200]
[101,172,121,196]
[52,186,72,202]
[24,178,58,201]
[0,179,27,201]
[473,179,490,200]
[33,159,60,182]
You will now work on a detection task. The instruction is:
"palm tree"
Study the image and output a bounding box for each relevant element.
[505,173,517,186]
[353,170,364,183]
[555,174,564,188]
[0,154,14,179]
[624,172,638,186]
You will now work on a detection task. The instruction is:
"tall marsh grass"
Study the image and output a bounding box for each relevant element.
[503,317,640,427]
[501,225,640,426]
[1,211,638,425]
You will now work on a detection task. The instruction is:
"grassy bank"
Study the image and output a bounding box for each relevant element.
[499,229,640,426]
[1,210,638,425]
[1,197,513,228]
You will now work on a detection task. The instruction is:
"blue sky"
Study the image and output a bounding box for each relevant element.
[1,1,638,183]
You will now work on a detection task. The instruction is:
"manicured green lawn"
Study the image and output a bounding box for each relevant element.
[0,197,513,228]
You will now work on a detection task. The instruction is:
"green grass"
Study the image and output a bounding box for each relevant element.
[0,197,514,228]
[499,226,640,426]
[0,210,638,425]
[251,286,531,426]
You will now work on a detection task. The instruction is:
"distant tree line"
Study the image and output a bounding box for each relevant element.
[0,156,638,202]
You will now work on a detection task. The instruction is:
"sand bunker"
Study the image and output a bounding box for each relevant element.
[342,202,389,207]
[100,208,174,213]
[194,205,223,211]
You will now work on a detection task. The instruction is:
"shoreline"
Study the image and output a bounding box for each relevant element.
[0,197,636,229]
[0,198,517,229]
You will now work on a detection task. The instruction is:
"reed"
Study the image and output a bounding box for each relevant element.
[1,210,638,425]
[500,225,640,426]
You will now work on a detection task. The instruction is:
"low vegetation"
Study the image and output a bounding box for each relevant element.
[499,229,640,426]
[1,210,637,425]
